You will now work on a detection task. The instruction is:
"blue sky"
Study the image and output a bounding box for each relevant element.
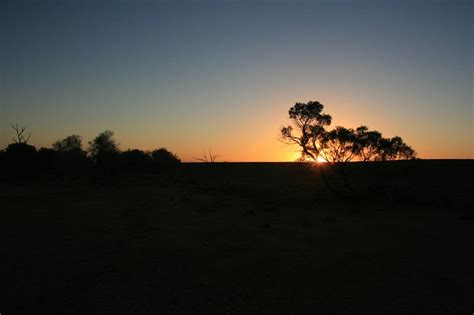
[1,0,472,160]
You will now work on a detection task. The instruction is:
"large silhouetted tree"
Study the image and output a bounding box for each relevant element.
[280,101,332,161]
[281,102,416,163]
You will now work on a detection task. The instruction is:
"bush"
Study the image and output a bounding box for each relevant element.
[0,128,182,178]
[0,149,6,177]
[37,147,58,173]
[4,143,38,176]
[151,148,181,172]
[121,149,152,171]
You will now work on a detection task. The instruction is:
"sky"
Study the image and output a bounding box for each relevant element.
[1,0,472,161]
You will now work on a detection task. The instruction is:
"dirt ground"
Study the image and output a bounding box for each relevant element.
[1,161,473,314]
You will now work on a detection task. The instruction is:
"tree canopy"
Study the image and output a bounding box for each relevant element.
[280,101,332,161]
[281,101,416,162]
[53,135,84,153]
[88,130,119,157]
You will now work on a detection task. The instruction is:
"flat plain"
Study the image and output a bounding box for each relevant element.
[1,161,473,314]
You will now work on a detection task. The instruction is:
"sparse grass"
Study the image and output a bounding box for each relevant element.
[1,161,473,314]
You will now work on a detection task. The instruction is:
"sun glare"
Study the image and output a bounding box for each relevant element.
[316,156,327,163]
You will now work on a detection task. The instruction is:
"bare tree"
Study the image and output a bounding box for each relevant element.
[194,149,220,163]
[11,124,31,144]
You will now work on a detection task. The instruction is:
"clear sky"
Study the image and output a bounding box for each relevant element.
[1,0,472,161]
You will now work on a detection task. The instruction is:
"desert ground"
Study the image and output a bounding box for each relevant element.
[1,160,473,314]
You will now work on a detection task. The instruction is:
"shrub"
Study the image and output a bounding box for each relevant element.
[151,148,181,172]
[121,149,152,171]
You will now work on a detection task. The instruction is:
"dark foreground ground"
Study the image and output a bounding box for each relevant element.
[1,160,473,314]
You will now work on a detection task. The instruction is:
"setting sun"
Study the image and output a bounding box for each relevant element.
[316,156,327,163]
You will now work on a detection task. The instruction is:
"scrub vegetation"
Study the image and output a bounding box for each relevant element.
[1,123,472,314]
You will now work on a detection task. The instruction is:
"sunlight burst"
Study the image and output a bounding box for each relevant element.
[316,156,327,163]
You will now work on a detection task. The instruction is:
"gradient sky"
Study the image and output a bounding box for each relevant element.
[1,0,472,161]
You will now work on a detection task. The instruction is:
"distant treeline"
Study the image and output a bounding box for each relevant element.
[0,126,180,177]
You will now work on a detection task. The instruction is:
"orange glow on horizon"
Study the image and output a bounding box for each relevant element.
[316,156,327,163]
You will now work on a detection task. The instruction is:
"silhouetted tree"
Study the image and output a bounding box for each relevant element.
[354,126,383,161]
[121,149,152,170]
[320,127,358,163]
[281,103,416,162]
[53,134,83,153]
[281,101,332,161]
[88,130,119,157]
[88,130,120,174]
[397,141,416,160]
[52,134,89,176]
[280,102,418,199]
[377,136,416,161]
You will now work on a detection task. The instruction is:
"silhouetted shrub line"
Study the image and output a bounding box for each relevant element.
[0,127,181,178]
